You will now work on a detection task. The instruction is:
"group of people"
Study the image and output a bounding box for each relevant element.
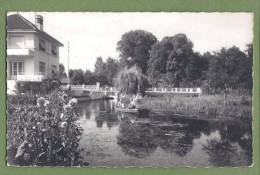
[117,93,142,109]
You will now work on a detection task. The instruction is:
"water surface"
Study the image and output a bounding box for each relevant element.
[75,100,252,167]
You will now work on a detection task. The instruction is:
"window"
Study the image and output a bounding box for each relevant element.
[39,62,45,75]
[9,36,25,48]
[39,39,46,51]
[51,45,57,56]
[10,61,24,75]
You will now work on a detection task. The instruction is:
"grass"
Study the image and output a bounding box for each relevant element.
[138,93,252,118]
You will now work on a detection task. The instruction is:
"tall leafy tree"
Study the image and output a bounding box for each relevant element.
[59,63,67,79]
[117,30,157,73]
[147,34,193,87]
[84,70,97,85]
[105,57,119,86]
[69,69,85,84]
[183,52,208,86]
[243,44,253,91]
[207,46,248,93]
[94,57,108,85]
[94,57,119,86]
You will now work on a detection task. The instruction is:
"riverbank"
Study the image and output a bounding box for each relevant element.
[138,94,252,118]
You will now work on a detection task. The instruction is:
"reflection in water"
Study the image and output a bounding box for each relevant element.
[75,100,252,167]
[117,120,157,158]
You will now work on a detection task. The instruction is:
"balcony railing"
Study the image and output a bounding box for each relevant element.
[16,72,47,82]
[7,48,34,57]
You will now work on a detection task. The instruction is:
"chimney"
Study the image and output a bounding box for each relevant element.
[36,15,43,31]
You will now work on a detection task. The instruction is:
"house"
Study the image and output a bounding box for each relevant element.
[6,13,64,82]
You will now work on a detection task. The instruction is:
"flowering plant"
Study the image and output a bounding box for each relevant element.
[7,90,86,166]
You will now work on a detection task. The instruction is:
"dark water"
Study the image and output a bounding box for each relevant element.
[75,100,252,167]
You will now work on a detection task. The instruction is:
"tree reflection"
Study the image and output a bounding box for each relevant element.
[201,129,251,166]
[117,117,207,158]
[117,120,157,158]
[154,123,202,157]
[202,138,237,166]
[95,113,119,129]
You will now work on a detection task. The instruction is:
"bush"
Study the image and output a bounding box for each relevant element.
[16,77,60,94]
[6,90,85,166]
[17,81,41,94]
[7,93,37,105]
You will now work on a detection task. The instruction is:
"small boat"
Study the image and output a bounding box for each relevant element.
[116,108,138,113]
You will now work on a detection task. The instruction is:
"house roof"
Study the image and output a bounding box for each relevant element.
[7,13,64,46]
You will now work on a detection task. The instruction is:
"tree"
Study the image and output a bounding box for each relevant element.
[114,65,148,95]
[207,46,248,93]
[182,52,208,87]
[59,63,67,79]
[84,70,97,85]
[69,69,85,85]
[93,57,119,86]
[117,30,157,73]
[147,34,193,87]
[243,44,253,91]
[94,57,108,85]
[105,57,119,86]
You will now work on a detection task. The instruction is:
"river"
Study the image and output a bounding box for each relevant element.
[74,99,252,167]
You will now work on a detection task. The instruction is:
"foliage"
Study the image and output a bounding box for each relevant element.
[17,81,41,94]
[182,52,208,87]
[114,65,148,95]
[207,46,250,93]
[147,34,194,87]
[138,94,252,118]
[84,70,97,85]
[243,44,253,91]
[6,90,86,166]
[40,77,60,94]
[94,57,108,85]
[68,57,119,86]
[94,57,119,86]
[17,77,60,94]
[69,69,85,85]
[117,30,157,73]
[59,63,67,79]
[105,57,119,85]
[7,93,37,105]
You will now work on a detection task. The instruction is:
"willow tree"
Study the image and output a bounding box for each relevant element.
[114,66,147,95]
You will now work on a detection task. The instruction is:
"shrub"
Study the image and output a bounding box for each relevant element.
[7,93,37,105]
[16,77,60,94]
[6,90,85,166]
[17,81,41,94]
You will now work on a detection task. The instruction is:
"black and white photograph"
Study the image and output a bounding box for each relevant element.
[6,12,253,167]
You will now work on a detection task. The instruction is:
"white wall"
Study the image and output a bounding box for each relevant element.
[35,34,59,57]
[34,50,59,77]
[6,56,35,79]
[7,32,61,79]
[7,33,35,49]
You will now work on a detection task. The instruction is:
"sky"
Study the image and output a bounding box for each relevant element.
[9,12,253,73]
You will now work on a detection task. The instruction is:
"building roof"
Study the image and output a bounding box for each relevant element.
[7,13,64,46]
